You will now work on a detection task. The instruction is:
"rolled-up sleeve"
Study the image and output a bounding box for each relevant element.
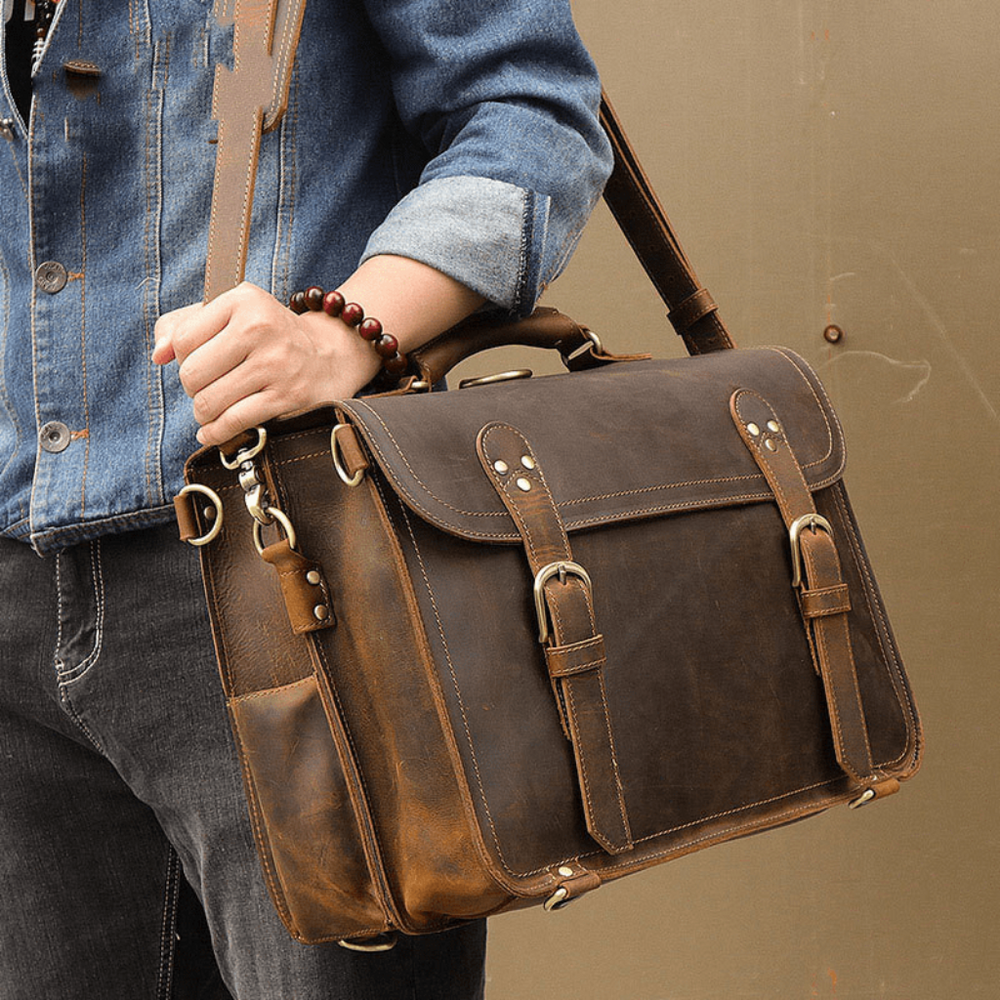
[359,0,613,315]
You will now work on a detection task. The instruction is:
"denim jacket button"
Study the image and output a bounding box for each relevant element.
[0,118,14,140]
[40,421,72,454]
[35,261,69,294]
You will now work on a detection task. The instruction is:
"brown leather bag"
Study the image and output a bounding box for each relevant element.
[175,8,922,948]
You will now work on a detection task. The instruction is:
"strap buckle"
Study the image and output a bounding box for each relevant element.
[533,561,593,645]
[788,513,834,589]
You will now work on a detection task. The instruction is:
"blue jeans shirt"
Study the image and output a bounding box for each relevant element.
[0,0,611,553]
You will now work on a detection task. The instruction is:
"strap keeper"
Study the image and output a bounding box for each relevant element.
[545,635,607,678]
[799,583,852,619]
[669,287,718,335]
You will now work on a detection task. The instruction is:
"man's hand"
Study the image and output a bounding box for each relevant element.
[153,282,381,447]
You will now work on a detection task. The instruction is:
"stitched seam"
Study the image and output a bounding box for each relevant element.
[832,487,914,767]
[597,668,631,842]
[58,539,106,683]
[393,494,537,883]
[768,348,840,473]
[229,675,314,703]
[155,850,181,1000]
[550,656,606,677]
[78,153,90,516]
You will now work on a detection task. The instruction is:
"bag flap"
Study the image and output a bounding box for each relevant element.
[338,347,844,543]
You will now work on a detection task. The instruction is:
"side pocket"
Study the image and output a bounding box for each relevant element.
[229,674,390,943]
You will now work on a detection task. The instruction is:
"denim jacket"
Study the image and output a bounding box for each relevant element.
[0,0,611,553]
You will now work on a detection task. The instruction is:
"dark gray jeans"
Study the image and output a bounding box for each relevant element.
[0,526,486,999]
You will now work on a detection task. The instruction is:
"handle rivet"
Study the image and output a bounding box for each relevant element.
[313,604,329,620]
[764,439,778,452]
[516,477,532,492]
[306,570,321,585]
[493,460,509,475]
[766,420,780,433]
[557,866,574,877]
[746,422,760,437]
[520,455,536,470]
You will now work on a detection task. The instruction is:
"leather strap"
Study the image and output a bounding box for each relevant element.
[205,0,307,302]
[599,92,735,355]
[477,422,633,856]
[729,389,876,786]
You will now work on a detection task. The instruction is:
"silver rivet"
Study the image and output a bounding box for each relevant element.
[35,260,69,294]
[766,420,780,433]
[306,570,321,585]
[203,506,216,521]
[557,866,574,877]
[39,420,71,453]
[520,455,536,470]
[0,118,15,140]
[493,460,509,475]
[313,604,329,620]
[764,439,778,452]
[746,422,760,437]
[516,477,531,492]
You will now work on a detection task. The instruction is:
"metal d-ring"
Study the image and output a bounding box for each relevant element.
[252,505,297,556]
[338,933,398,953]
[543,886,573,912]
[176,484,224,546]
[458,369,532,389]
[331,424,365,487]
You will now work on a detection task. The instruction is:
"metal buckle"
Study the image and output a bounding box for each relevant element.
[533,561,593,645]
[566,328,604,363]
[849,788,878,810]
[176,484,224,546]
[788,513,834,589]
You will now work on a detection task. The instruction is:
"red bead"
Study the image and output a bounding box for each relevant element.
[289,290,307,314]
[341,301,364,327]
[304,286,324,311]
[383,352,408,375]
[375,333,399,358]
[322,290,345,317]
[359,317,382,341]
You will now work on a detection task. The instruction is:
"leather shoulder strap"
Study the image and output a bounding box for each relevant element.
[600,93,734,354]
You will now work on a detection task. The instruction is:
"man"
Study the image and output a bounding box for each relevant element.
[0,0,610,995]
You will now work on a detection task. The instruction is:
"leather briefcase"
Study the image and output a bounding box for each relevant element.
[174,96,922,947]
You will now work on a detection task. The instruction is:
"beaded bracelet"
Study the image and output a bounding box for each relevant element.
[288,286,409,382]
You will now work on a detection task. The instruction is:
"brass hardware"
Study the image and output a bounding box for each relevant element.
[516,477,532,492]
[408,380,432,393]
[252,506,298,557]
[533,561,594,645]
[219,426,267,469]
[823,324,844,344]
[306,570,321,585]
[177,484,224,546]
[338,934,398,953]
[849,788,877,810]
[493,460,509,475]
[543,887,571,912]
[746,422,760,437]
[458,369,532,389]
[331,424,365,487]
[520,455,536,470]
[313,604,329,621]
[788,513,834,589]
[767,420,781,433]
[764,439,778,452]
[557,866,574,877]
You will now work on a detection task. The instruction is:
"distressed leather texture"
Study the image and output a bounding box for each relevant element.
[180,345,923,944]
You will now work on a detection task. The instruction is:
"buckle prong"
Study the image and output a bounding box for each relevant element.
[788,513,834,589]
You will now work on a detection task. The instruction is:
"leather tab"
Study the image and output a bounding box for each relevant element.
[669,288,718,334]
[174,491,200,543]
[333,423,369,480]
[730,389,876,787]
[477,422,633,855]
[260,539,336,634]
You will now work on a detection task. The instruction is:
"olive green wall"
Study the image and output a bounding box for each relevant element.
[476,3,999,997]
